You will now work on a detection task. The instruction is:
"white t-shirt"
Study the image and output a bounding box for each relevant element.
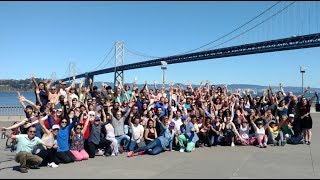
[131,124,144,140]
[173,118,182,132]
[105,123,116,139]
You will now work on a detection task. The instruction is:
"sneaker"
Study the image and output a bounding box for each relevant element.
[272,140,277,146]
[231,142,235,147]
[192,147,195,151]
[47,162,58,168]
[20,168,28,173]
[306,141,310,145]
[281,141,286,146]
[29,165,40,169]
[179,148,185,152]
[263,143,267,148]
[127,151,134,158]
[138,151,145,155]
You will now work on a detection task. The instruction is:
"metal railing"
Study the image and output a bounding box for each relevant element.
[0,106,25,116]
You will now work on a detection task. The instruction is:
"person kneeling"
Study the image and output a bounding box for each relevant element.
[3,126,52,173]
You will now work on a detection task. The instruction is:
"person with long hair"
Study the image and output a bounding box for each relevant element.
[299,93,317,145]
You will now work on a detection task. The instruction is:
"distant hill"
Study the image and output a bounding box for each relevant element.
[0,79,319,94]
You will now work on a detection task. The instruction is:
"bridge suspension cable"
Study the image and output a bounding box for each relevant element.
[91,44,115,71]
[175,1,282,55]
[205,1,296,50]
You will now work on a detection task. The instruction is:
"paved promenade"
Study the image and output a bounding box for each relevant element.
[0,113,319,179]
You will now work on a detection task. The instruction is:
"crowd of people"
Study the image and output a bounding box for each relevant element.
[2,75,318,173]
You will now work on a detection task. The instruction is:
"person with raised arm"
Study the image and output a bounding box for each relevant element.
[128,113,145,151]
[69,112,90,161]
[250,117,272,148]
[47,109,78,164]
[108,100,133,152]
[35,113,59,168]
[2,126,53,173]
[31,74,48,112]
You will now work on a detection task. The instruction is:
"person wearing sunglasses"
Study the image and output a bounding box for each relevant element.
[70,119,90,161]
[47,110,78,164]
[2,126,53,173]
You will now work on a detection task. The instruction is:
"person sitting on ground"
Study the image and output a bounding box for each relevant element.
[281,114,303,144]
[108,100,133,153]
[34,115,60,168]
[178,116,199,152]
[47,110,78,164]
[128,113,145,151]
[104,113,119,156]
[220,115,244,147]
[2,126,52,173]
[70,113,90,161]
[268,116,287,146]
[250,118,271,148]
[87,116,112,158]
[144,119,158,145]
[127,117,174,157]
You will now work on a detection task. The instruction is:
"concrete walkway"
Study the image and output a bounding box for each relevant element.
[0,113,319,179]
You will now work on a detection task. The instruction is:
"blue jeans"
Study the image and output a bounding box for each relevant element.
[210,135,222,145]
[268,131,284,142]
[133,139,163,155]
[115,134,130,151]
[35,124,42,138]
[129,140,137,151]
[287,135,303,144]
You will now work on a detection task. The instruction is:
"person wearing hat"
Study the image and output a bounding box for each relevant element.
[250,118,272,148]
[268,117,287,146]
[87,116,112,158]
[178,115,199,152]
[127,116,175,157]
[280,114,303,145]
[35,118,60,168]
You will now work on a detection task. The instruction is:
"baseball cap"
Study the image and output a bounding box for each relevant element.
[88,111,95,116]
[93,86,98,90]
[289,114,294,118]
[94,116,101,121]
[181,116,187,121]
[169,121,175,127]
[61,82,67,85]
[52,125,60,130]
[270,120,276,124]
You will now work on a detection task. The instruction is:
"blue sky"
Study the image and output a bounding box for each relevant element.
[0,1,319,88]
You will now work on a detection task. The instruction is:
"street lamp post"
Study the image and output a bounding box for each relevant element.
[300,66,306,94]
[161,61,167,86]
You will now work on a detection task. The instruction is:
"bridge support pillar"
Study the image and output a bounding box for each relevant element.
[85,73,94,87]
[114,41,124,89]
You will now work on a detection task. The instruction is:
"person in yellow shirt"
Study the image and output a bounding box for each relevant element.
[268,116,287,146]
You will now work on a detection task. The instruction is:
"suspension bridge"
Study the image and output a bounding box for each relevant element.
[54,1,320,87]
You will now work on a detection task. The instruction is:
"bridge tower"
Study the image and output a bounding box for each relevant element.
[114,41,124,89]
[69,61,76,83]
